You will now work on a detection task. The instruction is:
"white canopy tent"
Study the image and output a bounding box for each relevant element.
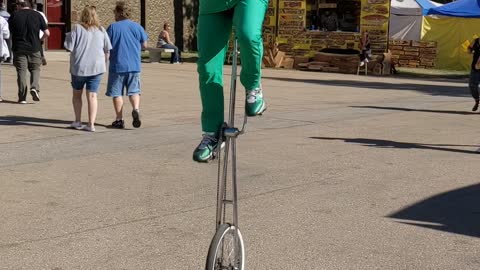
[389,0,441,41]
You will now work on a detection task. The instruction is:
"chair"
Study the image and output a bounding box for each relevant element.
[357,59,368,75]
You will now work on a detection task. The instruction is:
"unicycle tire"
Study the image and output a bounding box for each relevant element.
[205,224,245,270]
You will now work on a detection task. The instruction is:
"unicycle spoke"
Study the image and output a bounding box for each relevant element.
[206,224,244,270]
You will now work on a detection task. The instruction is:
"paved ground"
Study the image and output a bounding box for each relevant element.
[1,52,479,270]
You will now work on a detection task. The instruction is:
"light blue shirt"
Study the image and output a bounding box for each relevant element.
[64,24,112,76]
[107,19,148,73]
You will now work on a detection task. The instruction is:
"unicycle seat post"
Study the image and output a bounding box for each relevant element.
[227,38,239,130]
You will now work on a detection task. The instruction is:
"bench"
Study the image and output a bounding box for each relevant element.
[145,47,175,63]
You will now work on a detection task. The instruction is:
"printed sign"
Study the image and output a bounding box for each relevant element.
[360,0,390,53]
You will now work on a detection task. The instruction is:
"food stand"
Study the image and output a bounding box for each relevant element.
[263,0,392,73]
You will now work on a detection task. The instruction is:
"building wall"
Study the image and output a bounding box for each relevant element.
[146,0,174,46]
[70,0,197,51]
[390,40,437,69]
[71,0,141,29]
[176,0,198,51]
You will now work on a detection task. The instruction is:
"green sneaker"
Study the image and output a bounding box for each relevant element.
[193,134,221,162]
[245,87,266,116]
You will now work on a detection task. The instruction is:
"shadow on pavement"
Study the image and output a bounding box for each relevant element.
[0,115,108,129]
[310,137,479,155]
[350,105,477,115]
[263,77,468,98]
[388,184,480,238]
[0,99,24,104]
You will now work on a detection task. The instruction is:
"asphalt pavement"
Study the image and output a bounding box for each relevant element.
[1,52,479,270]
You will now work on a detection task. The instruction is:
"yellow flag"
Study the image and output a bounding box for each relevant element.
[462,40,471,52]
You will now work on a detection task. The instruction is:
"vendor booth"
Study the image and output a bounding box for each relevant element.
[263,0,392,72]
[389,0,440,41]
[423,0,480,71]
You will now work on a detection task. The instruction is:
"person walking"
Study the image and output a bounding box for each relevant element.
[33,3,48,66]
[106,1,148,129]
[9,0,49,104]
[0,4,11,64]
[157,22,180,64]
[468,38,480,111]
[64,5,112,132]
[0,14,10,102]
[192,0,268,162]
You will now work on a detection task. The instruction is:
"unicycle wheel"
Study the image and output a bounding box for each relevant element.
[205,224,245,270]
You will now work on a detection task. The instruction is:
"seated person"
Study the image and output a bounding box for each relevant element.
[321,10,338,31]
[157,22,180,64]
[359,30,371,66]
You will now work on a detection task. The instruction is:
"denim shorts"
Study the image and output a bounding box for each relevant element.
[71,74,103,92]
[106,72,141,97]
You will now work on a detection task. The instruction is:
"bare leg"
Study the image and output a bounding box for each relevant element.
[128,94,140,110]
[113,96,124,120]
[85,91,98,128]
[72,89,83,122]
[129,94,141,128]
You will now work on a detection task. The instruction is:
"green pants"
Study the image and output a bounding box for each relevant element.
[197,0,267,133]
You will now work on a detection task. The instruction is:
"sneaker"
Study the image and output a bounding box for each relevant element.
[193,134,222,162]
[359,61,365,67]
[18,100,27,104]
[245,87,266,116]
[132,109,141,128]
[111,119,125,129]
[473,101,479,111]
[83,125,95,132]
[70,121,82,130]
[30,88,40,101]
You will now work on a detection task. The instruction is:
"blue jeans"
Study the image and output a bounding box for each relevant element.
[71,74,103,92]
[160,44,180,63]
[106,72,141,97]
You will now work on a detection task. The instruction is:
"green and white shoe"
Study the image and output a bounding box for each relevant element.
[245,87,266,116]
[193,134,221,162]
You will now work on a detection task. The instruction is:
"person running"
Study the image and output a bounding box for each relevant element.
[9,0,49,104]
[192,0,268,162]
[106,1,148,129]
[64,5,112,132]
[157,22,180,64]
[468,38,480,111]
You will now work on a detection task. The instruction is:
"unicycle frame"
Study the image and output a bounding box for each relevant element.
[212,38,247,268]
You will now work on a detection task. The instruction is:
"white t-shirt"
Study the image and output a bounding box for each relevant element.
[36,10,47,39]
[0,16,9,59]
[64,24,112,76]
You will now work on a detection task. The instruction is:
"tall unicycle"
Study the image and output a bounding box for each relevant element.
[205,38,247,270]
